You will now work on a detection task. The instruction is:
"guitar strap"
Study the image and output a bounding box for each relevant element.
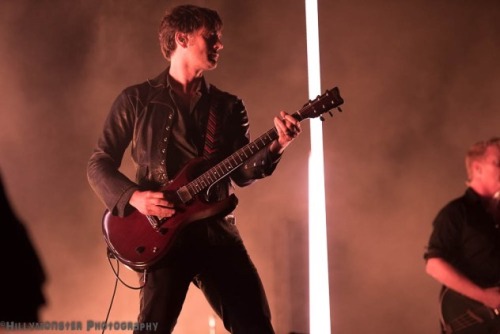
[203,88,221,161]
[201,88,229,203]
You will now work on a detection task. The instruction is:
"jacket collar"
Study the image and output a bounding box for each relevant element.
[147,68,211,94]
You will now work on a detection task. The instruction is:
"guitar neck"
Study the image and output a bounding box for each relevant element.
[175,87,343,203]
[185,126,281,197]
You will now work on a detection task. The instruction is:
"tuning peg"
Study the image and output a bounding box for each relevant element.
[337,107,343,112]
[328,111,333,117]
[320,116,325,121]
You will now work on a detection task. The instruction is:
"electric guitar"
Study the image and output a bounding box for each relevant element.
[440,287,500,333]
[102,87,344,271]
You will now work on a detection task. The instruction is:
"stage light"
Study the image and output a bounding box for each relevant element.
[305,0,332,333]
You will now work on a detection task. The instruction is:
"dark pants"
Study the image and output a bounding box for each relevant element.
[133,218,274,334]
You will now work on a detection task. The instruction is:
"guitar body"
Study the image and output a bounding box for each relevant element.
[440,288,500,334]
[102,157,238,271]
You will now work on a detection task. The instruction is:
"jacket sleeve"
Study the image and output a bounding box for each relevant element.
[87,90,139,217]
[225,98,282,188]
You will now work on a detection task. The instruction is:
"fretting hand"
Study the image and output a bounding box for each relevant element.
[270,111,302,154]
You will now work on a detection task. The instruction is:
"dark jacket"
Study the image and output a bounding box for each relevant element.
[87,70,281,217]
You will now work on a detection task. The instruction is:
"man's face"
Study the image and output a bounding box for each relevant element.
[185,27,223,71]
[476,146,500,197]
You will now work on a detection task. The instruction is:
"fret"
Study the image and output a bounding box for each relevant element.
[216,163,224,175]
[229,154,238,165]
[194,182,201,192]
[215,164,224,176]
[238,151,246,163]
[202,174,209,183]
[256,130,274,142]
[209,171,217,181]
[200,178,207,188]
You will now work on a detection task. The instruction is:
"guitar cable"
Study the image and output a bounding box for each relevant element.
[106,250,147,290]
[101,250,147,334]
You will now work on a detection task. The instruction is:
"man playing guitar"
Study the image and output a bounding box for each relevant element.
[87,4,301,334]
[425,137,500,333]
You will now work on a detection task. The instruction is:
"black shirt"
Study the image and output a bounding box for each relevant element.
[165,74,208,177]
[425,187,500,287]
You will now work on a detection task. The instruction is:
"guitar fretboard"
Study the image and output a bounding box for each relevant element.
[185,127,280,197]
[174,87,343,203]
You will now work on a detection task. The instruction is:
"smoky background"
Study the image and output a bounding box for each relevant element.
[1,0,499,333]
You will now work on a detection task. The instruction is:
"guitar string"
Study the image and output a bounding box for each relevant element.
[447,306,487,331]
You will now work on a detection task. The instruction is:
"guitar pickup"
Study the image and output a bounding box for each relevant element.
[176,186,192,204]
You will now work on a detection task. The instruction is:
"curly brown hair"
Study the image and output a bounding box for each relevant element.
[158,5,222,60]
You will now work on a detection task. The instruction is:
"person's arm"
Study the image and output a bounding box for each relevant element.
[87,90,138,216]
[226,99,301,187]
[87,88,177,218]
[426,257,500,309]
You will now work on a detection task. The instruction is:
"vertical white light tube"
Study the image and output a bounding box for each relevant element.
[305,0,331,333]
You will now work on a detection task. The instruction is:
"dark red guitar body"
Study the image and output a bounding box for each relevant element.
[102,157,238,271]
